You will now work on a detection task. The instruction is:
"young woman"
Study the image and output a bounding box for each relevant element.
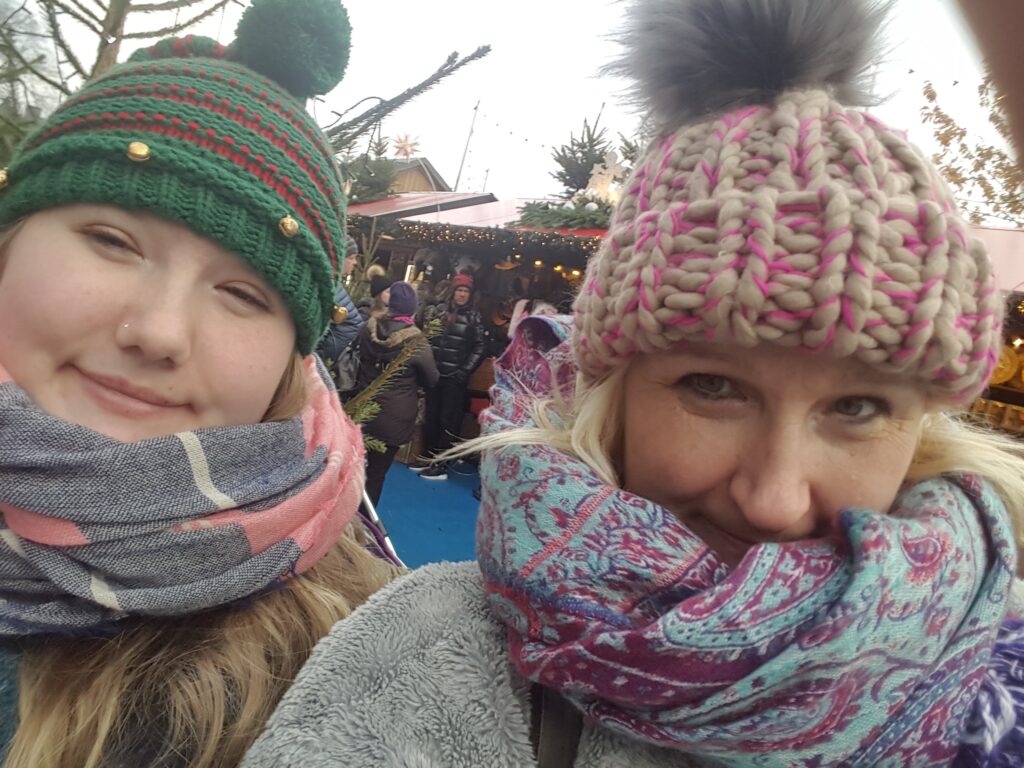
[356,282,439,507]
[0,1,398,765]
[245,0,1024,765]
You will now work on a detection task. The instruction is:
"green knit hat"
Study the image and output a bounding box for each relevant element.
[0,0,352,354]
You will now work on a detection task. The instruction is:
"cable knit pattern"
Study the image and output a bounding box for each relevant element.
[573,91,1003,401]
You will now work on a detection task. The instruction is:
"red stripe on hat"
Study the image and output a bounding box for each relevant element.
[51,81,342,212]
[92,63,338,184]
[33,116,339,273]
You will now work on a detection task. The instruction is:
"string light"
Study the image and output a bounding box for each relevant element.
[354,217,602,267]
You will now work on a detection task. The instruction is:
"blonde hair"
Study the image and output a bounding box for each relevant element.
[1,222,398,767]
[8,535,398,768]
[449,363,1024,567]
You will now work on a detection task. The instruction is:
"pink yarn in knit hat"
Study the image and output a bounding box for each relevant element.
[573,0,1003,402]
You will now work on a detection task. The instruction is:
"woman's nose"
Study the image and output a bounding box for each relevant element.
[728,426,820,539]
[116,289,193,365]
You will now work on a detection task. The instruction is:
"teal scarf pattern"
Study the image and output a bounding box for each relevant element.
[478,316,1018,767]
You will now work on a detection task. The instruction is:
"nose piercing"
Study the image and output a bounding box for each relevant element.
[122,323,130,331]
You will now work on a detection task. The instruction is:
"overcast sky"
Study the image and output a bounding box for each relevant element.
[100,0,988,200]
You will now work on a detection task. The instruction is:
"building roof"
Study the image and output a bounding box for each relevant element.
[348,191,496,220]
[390,157,451,192]
[402,198,551,228]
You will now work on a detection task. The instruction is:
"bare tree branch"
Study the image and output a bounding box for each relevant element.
[1,1,30,28]
[120,0,230,38]
[67,0,105,27]
[129,0,226,12]
[327,46,490,152]
[0,27,73,95]
[47,0,104,35]
[38,0,88,80]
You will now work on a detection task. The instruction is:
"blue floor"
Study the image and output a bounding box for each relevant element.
[375,461,479,568]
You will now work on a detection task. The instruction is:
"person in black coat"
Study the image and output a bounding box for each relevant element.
[356,282,439,507]
[415,273,485,480]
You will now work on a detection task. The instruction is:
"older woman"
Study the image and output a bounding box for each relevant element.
[244,0,1024,765]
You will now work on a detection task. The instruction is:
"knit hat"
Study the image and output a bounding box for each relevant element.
[453,273,475,291]
[573,0,1002,402]
[369,275,391,299]
[387,281,418,317]
[0,0,353,355]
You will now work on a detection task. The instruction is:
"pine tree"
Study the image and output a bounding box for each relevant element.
[551,116,613,198]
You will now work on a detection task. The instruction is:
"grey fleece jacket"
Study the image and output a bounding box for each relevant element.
[242,561,699,768]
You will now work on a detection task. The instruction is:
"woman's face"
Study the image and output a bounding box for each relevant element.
[0,205,296,442]
[621,342,933,567]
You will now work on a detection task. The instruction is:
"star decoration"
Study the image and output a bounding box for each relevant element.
[394,134,420,159]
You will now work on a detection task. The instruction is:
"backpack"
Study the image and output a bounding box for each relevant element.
[334,339,361,394]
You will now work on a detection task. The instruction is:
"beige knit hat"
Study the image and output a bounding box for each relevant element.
[573,0,1003,402]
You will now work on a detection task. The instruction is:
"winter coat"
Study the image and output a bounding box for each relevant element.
[315,286,363,369]
[243,561,1024,768]
[355,317,438,446]
[241,562,701,768]
[422,302,485,380]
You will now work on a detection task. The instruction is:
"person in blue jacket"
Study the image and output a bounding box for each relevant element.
[316,234,364,379]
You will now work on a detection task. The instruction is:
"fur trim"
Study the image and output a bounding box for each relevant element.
[367,317,421,349]
[607,0,891,129]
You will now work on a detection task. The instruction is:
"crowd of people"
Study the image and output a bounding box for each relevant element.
[0,0,1023,766]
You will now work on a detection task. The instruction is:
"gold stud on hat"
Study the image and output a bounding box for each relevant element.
[332,305,349,324]
[0,168,8,189]
[126,141,151,162]
[279,215,300,238]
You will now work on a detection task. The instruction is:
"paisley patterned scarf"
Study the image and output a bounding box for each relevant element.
[0,356,365,635]
[478,316,1018,767]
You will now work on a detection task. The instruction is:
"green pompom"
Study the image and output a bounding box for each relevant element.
[231,0,351,99]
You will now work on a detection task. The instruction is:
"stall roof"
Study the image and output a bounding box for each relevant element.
[402,198,552,228]
[348,191,496,220]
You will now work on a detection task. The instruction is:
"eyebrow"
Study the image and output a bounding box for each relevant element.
[670,344,914,390]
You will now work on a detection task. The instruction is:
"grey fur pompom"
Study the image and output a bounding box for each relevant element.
[608,0,891,129]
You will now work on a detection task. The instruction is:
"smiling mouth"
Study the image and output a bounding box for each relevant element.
[76,368,187,411]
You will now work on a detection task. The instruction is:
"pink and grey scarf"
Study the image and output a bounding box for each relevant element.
[478,316,1019,767]
[0,356,364,635]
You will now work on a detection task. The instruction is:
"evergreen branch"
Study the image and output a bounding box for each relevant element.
[344,333,430,424]
[39,0,88,80]
[512,200,611,230]
[121,0,232,38]
[327,46,490,151]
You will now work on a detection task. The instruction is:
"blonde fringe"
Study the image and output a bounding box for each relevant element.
[6,533,400,768]
[448,367,1024,570]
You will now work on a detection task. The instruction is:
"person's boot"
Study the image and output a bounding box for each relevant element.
[419,462,448,481]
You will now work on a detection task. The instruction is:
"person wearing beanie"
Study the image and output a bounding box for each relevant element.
[357,272,392,322]
[0,1,400,765]
[414,271,485,480]
[245,1,1024,766]
[354,282,438,507]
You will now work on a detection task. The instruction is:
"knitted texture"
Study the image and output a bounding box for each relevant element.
[573,91,1003,401]
[0,1,352,354]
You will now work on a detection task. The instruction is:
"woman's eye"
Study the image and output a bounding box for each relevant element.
[223,286,270,311]
[85,228,134,251]
[680,374,739,400]
[833,397,890,421]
